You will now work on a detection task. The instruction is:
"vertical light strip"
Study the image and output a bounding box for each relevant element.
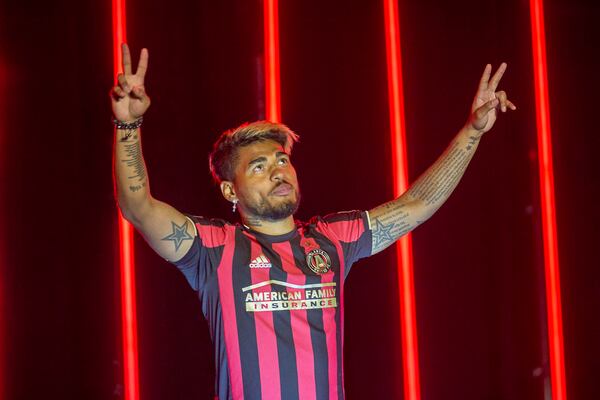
[383,2,420,400]
[263,0,281,122]
[0,55,6,400]
[111,1,140,399]
[529,1,567,399]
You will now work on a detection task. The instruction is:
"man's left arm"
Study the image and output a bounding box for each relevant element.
[369,63,516,255]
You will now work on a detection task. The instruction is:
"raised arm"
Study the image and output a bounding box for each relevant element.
[369,63,516,254]
[111,44,196,262]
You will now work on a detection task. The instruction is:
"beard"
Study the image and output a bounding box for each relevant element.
[242,187,301,222]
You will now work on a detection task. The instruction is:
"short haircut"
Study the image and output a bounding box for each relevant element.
[209,120,299,183]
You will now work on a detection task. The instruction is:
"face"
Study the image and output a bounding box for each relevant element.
[226,139,301,221]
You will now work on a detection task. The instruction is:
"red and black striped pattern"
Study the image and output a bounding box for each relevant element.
[173,211,371,399]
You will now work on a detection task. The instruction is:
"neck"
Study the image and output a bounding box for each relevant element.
[241,214,295,235]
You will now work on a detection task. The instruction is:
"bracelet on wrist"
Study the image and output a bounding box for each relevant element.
[113,116,143,141]
[112,116,143,130]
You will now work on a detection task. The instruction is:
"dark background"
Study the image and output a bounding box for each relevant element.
[2,0,599,399]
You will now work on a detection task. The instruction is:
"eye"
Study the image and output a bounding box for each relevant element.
[252,164,265,173]
[278,157,289,166]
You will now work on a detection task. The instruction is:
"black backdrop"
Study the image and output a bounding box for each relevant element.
[2,0,599,399]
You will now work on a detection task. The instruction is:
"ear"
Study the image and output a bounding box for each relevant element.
[220,181,237,203]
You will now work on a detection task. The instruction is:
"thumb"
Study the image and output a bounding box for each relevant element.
[474,98,498,119]
[470,98,498,131]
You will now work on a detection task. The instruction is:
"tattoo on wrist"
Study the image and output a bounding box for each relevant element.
[129,182,146,192]
[119,129,138,142]
[466,135,480,151]
[162,220,193,251]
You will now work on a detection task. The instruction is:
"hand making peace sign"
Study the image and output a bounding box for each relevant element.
[110,44,150,123]
[468,63,517,134]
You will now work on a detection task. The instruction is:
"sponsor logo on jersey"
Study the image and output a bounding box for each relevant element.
[306,249,332,274]
[242,281,337,312]
[249,254,272,269]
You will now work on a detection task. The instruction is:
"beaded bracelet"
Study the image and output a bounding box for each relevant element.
[112,116,143,130]
[113,116,143,141]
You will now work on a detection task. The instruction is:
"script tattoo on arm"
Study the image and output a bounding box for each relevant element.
[369,130,481,254]
[405,137,478,211]
[120,137,148,190]
[161,220,194,251]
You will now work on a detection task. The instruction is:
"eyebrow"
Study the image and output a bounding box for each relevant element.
[247,152,289,169]
[247,156,267,169]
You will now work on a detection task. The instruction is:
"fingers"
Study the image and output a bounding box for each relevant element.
[488,62,507,91]
[495,90,517,112]
[135,48,149,78]
[131,85,149,103]
[475,98,499,119]
[122,43,132,75]
[478,64,492,91]
[117,73,131,93]
[496,91,508,112]
[110,84,150,113]
[114,72,149,102]
[110,85,127,101]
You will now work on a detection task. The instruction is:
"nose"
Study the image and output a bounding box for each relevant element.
[270,166,284,182]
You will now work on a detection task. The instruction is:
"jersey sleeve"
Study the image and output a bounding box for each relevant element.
[171,215,228,292]
[322,210,372,269]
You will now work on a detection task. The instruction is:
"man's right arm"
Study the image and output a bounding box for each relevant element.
[112,44,196,262]
[114,126,196,262]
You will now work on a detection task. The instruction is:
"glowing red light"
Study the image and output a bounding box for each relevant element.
[383,1,420,400]
[112,0,140,399]
[263,0,281,122]
[0,59,6,400]
[529,0,567,399]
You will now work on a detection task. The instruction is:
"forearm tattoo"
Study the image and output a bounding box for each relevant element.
[162,220,193,251]
[370,134,479,254]
[371,203,412,254]
[129,182,146,192]
[406,138,476,207]
[120,138,147,187]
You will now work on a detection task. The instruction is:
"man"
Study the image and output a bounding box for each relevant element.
[111,43,515,399]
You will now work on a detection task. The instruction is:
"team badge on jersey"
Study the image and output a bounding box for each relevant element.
[306,249,332,274]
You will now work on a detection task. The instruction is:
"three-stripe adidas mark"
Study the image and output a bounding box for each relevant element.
[249,254,272,269]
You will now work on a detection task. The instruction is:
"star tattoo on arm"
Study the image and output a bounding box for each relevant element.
[371,218,397,253]
[162,220,193,251]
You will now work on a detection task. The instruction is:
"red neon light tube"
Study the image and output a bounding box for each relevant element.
[0,58,6,400]
[112,0,140,399]
[383,1,420,400]
[263,0,281,122]
[529,0,567,399]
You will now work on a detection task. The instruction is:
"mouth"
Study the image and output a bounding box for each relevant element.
[270,183,293,196]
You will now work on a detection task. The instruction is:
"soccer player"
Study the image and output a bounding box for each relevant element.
[111,44,516,399]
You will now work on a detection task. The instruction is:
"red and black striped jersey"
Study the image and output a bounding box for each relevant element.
[173,210,372,400]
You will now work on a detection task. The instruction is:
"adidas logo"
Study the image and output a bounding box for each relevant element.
[249,254,272,269]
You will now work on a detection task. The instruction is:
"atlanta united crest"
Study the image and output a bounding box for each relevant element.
[306,249,332,274]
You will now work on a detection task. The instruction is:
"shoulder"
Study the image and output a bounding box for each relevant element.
[187,215,235,247]
[321,210,367,224]
[307,210,370,241]
[187,215,231,227]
